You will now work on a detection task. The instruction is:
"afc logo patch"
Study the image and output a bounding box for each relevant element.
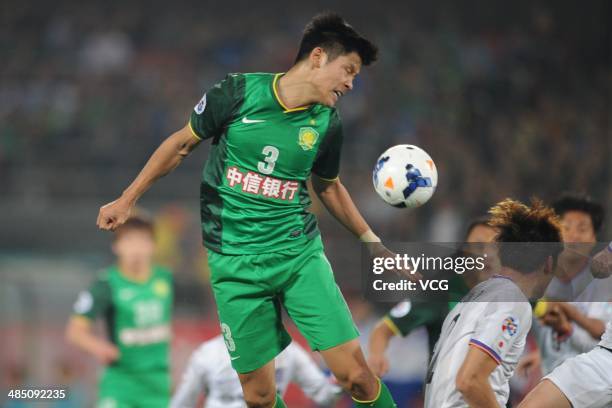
[194,93,207,114]
[501,316,519,339]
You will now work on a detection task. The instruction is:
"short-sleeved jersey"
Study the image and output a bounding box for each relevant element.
[170,336,341,408]
[189,73,343,254]
[424,276,532,408]
[73,265,173,371]
[385,275,470,353]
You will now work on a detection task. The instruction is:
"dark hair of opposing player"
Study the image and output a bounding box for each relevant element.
[463,216,492,240]
[113,216,155,241]
[488,198,563,274]
[552,193,605,233]
[294,12,378,66]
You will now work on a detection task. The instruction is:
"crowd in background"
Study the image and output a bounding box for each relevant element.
[1,1,609,242]
[0,1,610,406]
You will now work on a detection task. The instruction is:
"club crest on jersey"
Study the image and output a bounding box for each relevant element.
[153,279,170,297]
[194,93,207,114]
[501,316,518,339]
[298,127,319,151]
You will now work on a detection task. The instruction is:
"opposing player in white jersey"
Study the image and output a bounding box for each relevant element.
[519,245,612,408]
[170,335,341,408]
[520,195,610,376]
[424,199,563,408]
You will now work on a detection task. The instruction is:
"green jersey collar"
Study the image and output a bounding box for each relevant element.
[272,73,312,113]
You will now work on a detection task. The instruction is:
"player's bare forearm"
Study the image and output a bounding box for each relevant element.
[560,303,606,339]
[121,124,200,204]
[65,316,118,363]
[97,124,200,230]
[456,347,499,408]
[457,379,499,408]
[311,175,370,238]
[367,320,395,376]
[369,320,394,356]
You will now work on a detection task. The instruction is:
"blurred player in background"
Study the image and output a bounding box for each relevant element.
[170,335,341,407]
[66,216,173,408]
[368,217,499,377]
[519,194,610,377]
[519,244,612,408]
[424,199,563,408]
[97,12,399,408]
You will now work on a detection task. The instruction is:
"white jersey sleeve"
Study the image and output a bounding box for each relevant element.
[469,302,532,365]
[287,343,342,406]
[170,345,208,408]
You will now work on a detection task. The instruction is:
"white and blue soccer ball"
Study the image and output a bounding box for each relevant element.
[372,144,438,208]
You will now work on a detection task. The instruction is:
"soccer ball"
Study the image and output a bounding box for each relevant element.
[372,145,438,208]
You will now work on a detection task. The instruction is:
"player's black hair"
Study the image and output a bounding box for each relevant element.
[294,12,378,66]
[113,215,155,241]
[552,193,605,233]
[488,198,563,274]
[463,216,493,240]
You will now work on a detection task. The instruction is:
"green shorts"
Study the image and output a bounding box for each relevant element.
[208,235,359,373]
[97,367,169,408]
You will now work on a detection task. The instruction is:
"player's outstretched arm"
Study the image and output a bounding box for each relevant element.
[367,319,395,377]
[65,315,119,364]
[97,124,201,230]
[312,174,420,279]
[311,175,371,239]
[455,347,499,408]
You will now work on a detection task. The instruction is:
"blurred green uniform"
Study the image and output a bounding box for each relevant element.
[73,265,173,408]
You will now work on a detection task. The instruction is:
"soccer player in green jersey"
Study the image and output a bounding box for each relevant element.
[368,218,499,377]
[66,217,173,408]
[97,13,398,407]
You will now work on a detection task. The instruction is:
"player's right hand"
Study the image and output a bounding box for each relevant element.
[97,198,133,231]
[367,353,390,377]
[93,342,120,365]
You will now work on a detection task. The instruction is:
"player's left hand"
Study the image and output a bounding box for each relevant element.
[367,352,390,377]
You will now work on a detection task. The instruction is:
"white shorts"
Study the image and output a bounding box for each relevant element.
[544,346,612,408]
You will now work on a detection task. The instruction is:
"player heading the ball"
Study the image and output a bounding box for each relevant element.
[97,12,401,408]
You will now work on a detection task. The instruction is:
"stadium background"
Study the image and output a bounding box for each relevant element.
[1,0,610,406]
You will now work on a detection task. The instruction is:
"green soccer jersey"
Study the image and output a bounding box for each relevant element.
[73,265,173,371]
[189,72,343,254]
[384,274,469,353]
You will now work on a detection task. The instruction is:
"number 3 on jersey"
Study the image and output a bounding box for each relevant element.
[257,145,279,175]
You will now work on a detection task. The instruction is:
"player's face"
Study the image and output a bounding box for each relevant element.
[560,210,596,258]
[312,50,361,106]
[463,225,500,283]
[112,229,156,266]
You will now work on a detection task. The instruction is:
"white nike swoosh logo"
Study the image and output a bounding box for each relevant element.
[241,117,266,124]
[230,356,241,360]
